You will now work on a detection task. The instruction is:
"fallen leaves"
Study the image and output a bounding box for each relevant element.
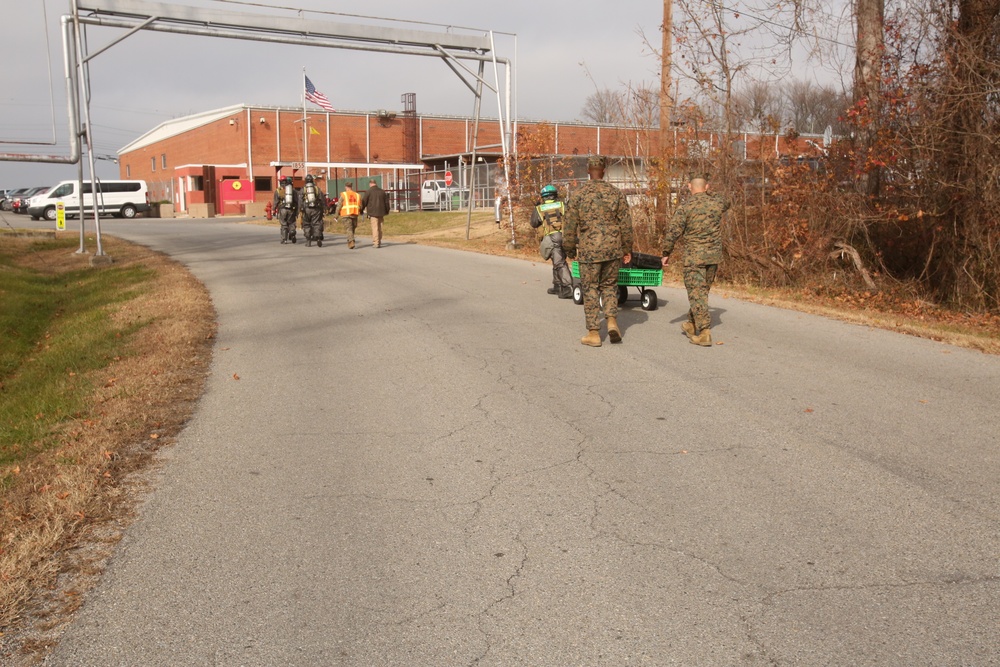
[232,373,240,381]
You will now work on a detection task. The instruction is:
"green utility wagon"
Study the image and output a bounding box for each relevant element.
[570,260,663,311]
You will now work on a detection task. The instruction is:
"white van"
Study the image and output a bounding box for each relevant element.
[28,179,150,221]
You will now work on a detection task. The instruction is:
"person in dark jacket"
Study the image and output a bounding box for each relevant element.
[300,174,326,247]
[361,179,391,248]
[529,184,573,299]
[273,176,299,244]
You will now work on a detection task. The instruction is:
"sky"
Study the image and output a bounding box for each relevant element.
[0,0,851,189]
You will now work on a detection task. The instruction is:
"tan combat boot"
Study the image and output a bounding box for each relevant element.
[690,328,713,347]
[607,317,622,343]
[581,330,602,347]
[681,321,695,339]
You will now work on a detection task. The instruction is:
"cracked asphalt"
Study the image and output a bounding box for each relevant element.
[39,218,1000,666]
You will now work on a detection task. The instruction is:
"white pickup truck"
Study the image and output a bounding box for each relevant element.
[420,180,469,210]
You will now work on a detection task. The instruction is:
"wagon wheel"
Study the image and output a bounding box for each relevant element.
[641,289,658,311]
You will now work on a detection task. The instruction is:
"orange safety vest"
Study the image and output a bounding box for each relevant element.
[340,190,360,216]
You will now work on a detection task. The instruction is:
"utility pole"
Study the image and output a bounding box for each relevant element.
[658,0,674,218]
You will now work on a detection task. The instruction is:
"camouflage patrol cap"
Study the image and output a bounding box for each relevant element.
[587,155,607,168]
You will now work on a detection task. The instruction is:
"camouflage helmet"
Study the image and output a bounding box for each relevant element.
[540,184,558,201]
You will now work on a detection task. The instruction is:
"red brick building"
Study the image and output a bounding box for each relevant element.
[118,103,829,215]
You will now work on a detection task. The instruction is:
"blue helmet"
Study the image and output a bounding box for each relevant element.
[540,184,558,201]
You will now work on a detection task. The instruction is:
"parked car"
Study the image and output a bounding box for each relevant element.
[2,187,31,211]
[419,179,470,210]
[12,186,49,214]
[27,180,149,221]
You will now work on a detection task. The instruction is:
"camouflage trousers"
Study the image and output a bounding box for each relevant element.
[579,258,621,331]
[341,216,358,244]
[683,263,718,333]
[301,207,324,241]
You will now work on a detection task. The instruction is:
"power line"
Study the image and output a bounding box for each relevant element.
[711,3,855,49]
[207,0,515,37]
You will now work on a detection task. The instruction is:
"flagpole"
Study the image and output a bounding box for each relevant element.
[302,68,308,173]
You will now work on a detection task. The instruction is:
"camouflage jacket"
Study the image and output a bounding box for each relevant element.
[662,191,730,266]
[562,180,633,263]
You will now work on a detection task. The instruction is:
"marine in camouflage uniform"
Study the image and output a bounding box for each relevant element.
[661,175,731,346]
[563,155,634,346]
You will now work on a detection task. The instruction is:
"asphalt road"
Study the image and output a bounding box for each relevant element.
[24,217,1000,666]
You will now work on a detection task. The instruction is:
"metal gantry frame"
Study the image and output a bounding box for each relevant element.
[0,0,516,252]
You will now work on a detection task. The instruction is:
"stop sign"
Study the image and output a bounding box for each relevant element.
[444,171,453,186]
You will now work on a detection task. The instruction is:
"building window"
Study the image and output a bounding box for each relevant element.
[126,164,131,178]
[254,176,272,193]
[151,157,156,172]
[161,154,167,169]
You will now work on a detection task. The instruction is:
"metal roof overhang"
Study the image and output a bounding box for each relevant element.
[75,0,494,59]
[270,161,426,171]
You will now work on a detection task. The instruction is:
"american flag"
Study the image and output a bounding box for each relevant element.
[304,75,335,112]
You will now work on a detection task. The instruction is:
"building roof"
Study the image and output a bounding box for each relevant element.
[118,104,246,154]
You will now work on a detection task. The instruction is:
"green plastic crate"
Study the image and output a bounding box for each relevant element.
[570,261,663,287]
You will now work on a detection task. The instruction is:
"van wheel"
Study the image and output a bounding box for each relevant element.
[120,204,137,219]
[44,207,57,221]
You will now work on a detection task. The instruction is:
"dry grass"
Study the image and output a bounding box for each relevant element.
[0,236,215,663]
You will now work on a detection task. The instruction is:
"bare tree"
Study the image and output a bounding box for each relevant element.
[853,0,885,195]
[625,85,660,129]
[786,79,850,134]
[580,89,624,124]
[735,81,784,133]
[930,0,1000,309]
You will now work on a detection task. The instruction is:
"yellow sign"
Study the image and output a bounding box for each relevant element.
[232,181,242,190]
[56,202,65,231]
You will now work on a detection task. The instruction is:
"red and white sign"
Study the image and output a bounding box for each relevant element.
[444,171,453,186]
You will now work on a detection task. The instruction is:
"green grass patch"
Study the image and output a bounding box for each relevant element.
[380,210,495,236]
[0,238,154,466]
